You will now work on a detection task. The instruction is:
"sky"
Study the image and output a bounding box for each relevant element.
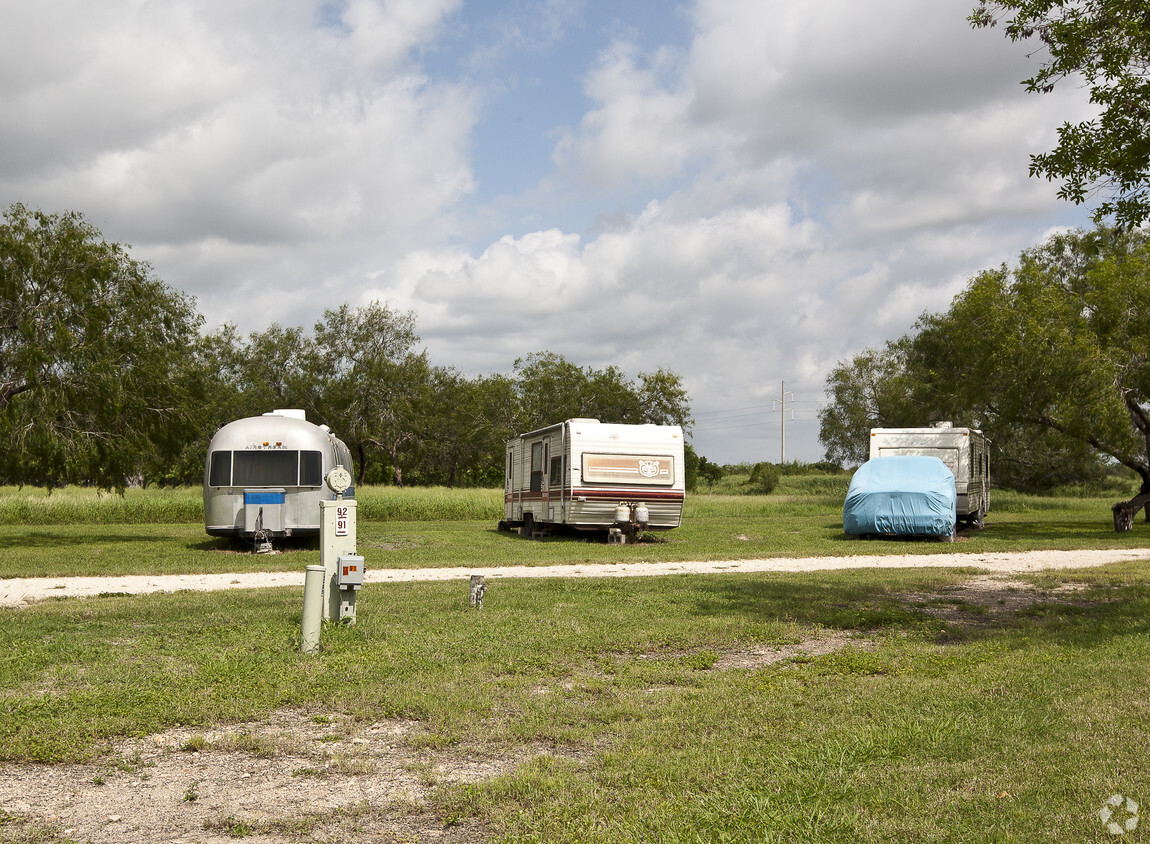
[0,0,1098,464]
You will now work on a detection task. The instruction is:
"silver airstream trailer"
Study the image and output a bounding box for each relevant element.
[203,409,354,548]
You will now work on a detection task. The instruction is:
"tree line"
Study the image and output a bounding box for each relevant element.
[1,203,693,490]
[818,224,1150,529]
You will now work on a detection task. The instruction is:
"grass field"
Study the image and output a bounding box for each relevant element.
[2,483,1149,579]
[1,483,1149,842]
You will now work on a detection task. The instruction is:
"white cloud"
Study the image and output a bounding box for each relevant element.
[0,0,1104,463]
[1,0,475,326]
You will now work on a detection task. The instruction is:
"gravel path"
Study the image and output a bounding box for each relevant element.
[4,547,1149,607]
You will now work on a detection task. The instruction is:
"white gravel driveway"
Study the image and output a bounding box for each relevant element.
[3,548,1149,607]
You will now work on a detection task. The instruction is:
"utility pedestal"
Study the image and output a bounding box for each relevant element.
[320,497,358,624]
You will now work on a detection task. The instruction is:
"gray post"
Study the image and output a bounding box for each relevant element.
[469,575,486,609]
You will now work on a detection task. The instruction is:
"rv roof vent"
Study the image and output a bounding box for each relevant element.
[569,418,600,424]
[933,421,953,429]
[265,409,307,420]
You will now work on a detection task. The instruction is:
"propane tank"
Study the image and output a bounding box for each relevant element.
[615,502,631,523]
[634,503,650,525]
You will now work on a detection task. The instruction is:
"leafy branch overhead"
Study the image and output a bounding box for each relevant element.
[971,0,1150,229]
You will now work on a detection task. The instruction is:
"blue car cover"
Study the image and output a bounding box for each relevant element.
[843,456,956,537]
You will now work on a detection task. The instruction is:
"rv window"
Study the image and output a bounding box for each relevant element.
[530,442,545,492]
[209,451,232,487]
[300,451,323,486]
[234,450,300,487]
[550,455,563,486]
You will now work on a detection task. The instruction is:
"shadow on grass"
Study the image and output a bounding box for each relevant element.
[186,536,320,553]
[0,529,178,550]
[685,570,1150,648]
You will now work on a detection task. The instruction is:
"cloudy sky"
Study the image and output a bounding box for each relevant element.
[1,0,1096,463]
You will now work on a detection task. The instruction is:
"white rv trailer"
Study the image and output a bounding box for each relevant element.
[502,419,686,541]
[203,409,354,546]
[869,423,990,527]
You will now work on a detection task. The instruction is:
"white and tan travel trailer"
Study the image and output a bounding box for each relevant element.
[869,423,990,527]
[502,419,686,542]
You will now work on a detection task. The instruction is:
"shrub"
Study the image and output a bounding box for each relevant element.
[748,462,781,494]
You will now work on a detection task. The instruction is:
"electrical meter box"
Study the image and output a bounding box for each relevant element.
[337,554,364,590]
[244,488,286,533]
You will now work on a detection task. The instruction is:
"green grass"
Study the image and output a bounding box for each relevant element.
[2,481,1149,841]
[3,485,1150,579]
[1,564,1148,842]
[0,484,503,525]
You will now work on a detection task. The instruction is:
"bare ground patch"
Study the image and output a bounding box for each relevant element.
[0,711,563,844]
[902,573,1095,632]
[710,631,876,671]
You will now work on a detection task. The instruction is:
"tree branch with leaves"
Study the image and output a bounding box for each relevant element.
[971,0,1150,228]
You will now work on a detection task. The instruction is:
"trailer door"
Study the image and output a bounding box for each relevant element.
[505,446,514,521]
[548,444,565,523]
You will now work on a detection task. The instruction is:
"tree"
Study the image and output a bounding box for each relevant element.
[512,351,601,430]
[821,224,1150,527]
[697,456,724,491]
[0,203,204,489]
[971,0,1150,229]
[913,226,1150,527]
[638,368,695,432]
[309,302,424,486]
[817,338,924,466]
[413,372,518,487]
[512,351,694,432]
[683,442,701,492]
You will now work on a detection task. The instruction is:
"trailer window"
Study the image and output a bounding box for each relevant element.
[209,451,232,487]
[226,450,325,487]
[530,442,545,492]
[550,456,563,486]
[300,451,322,486]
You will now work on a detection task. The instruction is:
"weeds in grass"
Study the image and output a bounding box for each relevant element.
[204,815,255,838]
[180,735,208,752]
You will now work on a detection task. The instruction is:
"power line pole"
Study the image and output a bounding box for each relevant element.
[773,380,794,464]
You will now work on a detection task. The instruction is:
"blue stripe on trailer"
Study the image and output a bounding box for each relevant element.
[244,491,286,505]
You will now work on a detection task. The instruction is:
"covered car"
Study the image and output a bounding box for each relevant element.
[843,455,956,538]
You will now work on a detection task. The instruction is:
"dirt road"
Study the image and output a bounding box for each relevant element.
[4,547,1149,607]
